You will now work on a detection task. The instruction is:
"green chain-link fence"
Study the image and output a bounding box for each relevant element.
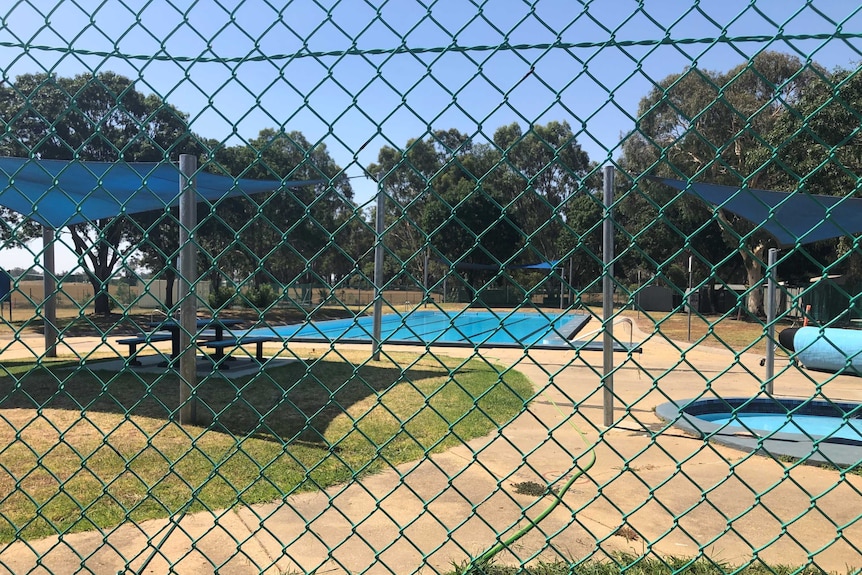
[0,1,861,573]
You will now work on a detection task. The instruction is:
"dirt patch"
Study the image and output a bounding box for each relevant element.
[511,481,558,497]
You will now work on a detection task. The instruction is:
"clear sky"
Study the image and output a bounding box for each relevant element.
[1,0,861,273]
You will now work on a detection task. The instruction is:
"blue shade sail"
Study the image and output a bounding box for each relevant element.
[0,157,323,228]
[650,177,862,246]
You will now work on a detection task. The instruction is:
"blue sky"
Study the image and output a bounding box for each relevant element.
[2,0,862,272]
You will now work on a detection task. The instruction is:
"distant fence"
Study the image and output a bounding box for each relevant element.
[6,279,187,310]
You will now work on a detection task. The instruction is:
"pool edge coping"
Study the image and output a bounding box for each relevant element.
[655,397,862,469]
[243,311,642,352]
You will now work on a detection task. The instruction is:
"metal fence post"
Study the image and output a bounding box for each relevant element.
[373,178,385,361]
[424,247,429,307]
[42,228,57,358]
[602,165,615,427]
[765,247,778,394]
[687,254,693,341]
[179,154,198,425]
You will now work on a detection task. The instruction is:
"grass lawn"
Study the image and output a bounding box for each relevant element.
[450,555,837,575]
[0,351,532,543]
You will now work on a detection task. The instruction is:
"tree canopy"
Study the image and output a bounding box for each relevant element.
[0,71,197,314]
[620,51,828,315]
[13,54,862,318]
[368,121,592,299]
[0,71,355,315]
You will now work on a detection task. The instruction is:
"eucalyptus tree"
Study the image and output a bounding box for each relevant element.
[369,123,590,295]
[757,66,862,283]
[621,51,819,315]
[367,129,473,284]
[0,71,195,315]
[556,183,604,294]
[491,122,590,261]
[421,144,523,293]
[203,129,354,298]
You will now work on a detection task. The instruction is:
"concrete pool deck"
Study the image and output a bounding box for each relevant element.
[0,322,860,573]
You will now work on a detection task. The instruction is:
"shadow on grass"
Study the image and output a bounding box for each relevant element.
[0,356,472,447]
[0,352,531,543]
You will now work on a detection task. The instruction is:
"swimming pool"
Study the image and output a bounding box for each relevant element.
[656,397,862,467]
[697,412,862,442]
[247,310,634,351]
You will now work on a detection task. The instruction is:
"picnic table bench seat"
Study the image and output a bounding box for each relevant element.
[203,334,281,364]
[116,331,173,365]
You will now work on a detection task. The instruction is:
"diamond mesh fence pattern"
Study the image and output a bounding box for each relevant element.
[0,1,861,574]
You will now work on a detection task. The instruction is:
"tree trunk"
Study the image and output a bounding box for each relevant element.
[208,266,222,293]
[68,220,124,317]
[83,264,113,316]
[164,268,176,309]
[92,284,111,315]
[740,243,766,317]
[716,209,769,318]
[702,285,717,314]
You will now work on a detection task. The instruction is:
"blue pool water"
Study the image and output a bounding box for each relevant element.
[698,412,862,442]
[656,397,862,467]
[250,310,594,348]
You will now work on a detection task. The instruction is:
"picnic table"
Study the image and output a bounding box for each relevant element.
[148,317,245,362]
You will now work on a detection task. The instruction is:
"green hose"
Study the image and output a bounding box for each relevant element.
[461,392,597,574]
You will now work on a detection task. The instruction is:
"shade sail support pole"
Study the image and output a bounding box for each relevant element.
[178,154,198,426]
[372,179,385,361]
[602,165,615,427]
[765,248,778,394]
[42,228,57,358]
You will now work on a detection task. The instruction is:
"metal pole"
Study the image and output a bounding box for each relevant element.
[559,265,564,309]
[602,165,615,427]
[424,247,429,307]
[765,248,778,394]
[42,228,57,357]
[178,154,198,425]
[372,179,385,361]
[687,255,693,341]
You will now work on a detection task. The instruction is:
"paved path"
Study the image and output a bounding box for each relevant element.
[0,322,860,573]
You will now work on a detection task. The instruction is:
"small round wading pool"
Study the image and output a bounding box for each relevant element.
[655,398,862,468]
